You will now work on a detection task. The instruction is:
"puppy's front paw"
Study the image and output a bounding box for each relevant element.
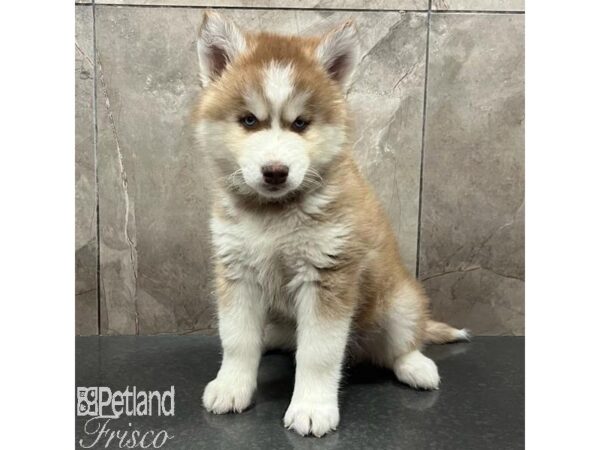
[203,376,255,414]
[284,400,339,437]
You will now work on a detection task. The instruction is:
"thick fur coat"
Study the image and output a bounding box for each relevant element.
[193,12,468,437]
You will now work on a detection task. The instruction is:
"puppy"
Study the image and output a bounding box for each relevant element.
[194,12,468,437]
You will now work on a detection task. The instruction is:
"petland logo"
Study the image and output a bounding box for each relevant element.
[77,386,175,448]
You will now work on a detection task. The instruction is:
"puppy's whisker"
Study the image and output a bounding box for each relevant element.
[306,168,323,184]
[301,170,324,191]
[221,169,246,191]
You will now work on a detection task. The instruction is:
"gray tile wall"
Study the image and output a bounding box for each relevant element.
[75,6,98,335]
[75,1,524,336]
[419,13,524,335]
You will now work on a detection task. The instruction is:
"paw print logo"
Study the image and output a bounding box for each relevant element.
[77,387,98,416]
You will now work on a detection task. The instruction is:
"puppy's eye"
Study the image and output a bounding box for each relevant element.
[240,114,258,128]
[291,117,309,132]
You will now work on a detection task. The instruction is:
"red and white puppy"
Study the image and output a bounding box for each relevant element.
[194,12,468,437]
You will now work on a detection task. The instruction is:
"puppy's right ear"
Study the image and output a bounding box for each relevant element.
[197,12,246,86]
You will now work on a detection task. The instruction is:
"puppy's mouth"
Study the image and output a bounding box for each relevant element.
[258,182,292,198]
[263,183,287,192]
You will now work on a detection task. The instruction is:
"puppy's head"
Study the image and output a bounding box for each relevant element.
[194,12,359,201]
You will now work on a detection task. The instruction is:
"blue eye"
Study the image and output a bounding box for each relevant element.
[241,114,258,128]
[292,117,309,132]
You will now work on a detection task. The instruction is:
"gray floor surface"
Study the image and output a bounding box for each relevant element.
[76,336,524,449]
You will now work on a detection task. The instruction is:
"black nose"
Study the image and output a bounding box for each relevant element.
[262,164,289,186]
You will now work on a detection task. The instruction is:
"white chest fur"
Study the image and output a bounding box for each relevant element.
[210,197,349,316]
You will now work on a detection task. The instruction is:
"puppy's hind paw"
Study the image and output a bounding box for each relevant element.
[394,350,440,390]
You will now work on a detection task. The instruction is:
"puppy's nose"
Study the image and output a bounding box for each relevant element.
[262,163,289,186]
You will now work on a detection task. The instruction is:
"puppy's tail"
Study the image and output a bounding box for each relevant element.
[424,320,471,344]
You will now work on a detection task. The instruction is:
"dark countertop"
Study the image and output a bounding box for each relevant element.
[76,336,524,449]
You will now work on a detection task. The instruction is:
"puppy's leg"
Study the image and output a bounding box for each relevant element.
[284,279,353,437]
[386,280,441,390]
[203,276,266,414]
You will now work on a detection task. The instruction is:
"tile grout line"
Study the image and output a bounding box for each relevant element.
[92,0,102,335]
[84,3,524,14]
[87,4,426,12]
[433,10,524,14]
[415,0,432,279]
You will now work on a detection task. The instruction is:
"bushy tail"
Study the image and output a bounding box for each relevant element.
[424,320,471,344]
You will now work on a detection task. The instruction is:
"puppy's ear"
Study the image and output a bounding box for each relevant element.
[315,21,359,89]
[197,12,246,86]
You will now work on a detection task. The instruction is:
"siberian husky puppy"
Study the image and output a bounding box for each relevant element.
[194,12,469,437]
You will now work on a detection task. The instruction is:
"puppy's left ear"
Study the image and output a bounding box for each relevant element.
[315,21,359,89]
[197,11,246,86]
